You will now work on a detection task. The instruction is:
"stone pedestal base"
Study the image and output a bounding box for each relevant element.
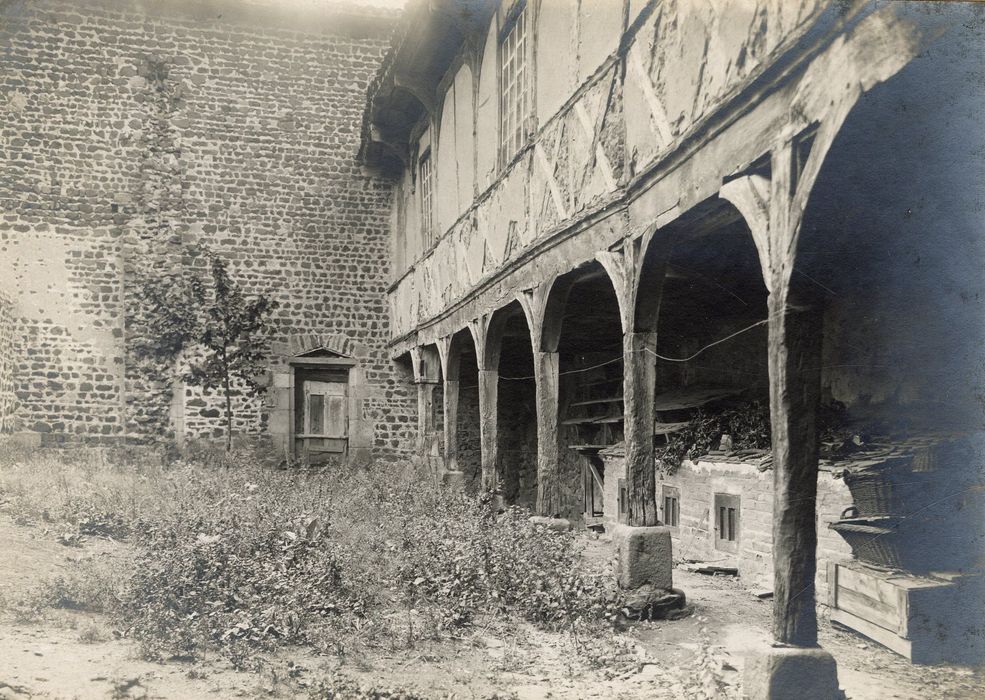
[743,647,842,700]
[613,525,682,619]
[615,525,673,589]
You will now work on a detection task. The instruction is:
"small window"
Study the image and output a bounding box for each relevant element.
[499,3,530,164]
[617,478,628,524]
[419,150,434,248]
[714,493,740,552]
[662,485,680,527]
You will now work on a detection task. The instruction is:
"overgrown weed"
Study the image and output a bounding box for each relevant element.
[0,445,616,670]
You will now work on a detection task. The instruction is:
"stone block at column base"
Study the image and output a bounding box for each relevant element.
[442,470,465,491]
[743,646,843,700]
[615,525,673,590]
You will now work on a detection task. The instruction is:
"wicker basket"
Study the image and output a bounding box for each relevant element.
[841,457,933,516]
[829,515,934,572]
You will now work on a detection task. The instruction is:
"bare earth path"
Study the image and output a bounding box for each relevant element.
[1,518,982,699]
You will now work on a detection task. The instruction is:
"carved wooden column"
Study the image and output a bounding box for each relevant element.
[599,236,670,527]
[768,290,823,645]
[409,346,436,451]
[470,315,504,495]
[533,349,562,516]
[437,336,464,489]
[476,368,499,492]
[443,376,460,473]
[518,281,568,518]
[416,383,436,450]
[721,135,836,650]
[623,330,658,525]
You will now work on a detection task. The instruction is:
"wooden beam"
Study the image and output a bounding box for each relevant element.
[768,292,823,646]
[624,330,659,526]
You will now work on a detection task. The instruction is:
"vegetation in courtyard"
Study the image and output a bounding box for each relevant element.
[0,444,615,671]
[132,251,278,450]
[658,400,772,474]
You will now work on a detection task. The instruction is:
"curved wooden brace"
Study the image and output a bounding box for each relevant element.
[468,311,509,372]
[516,274,565,353]
[596,244,635,335]
[411,344,441,384]
[435,335,458,383]
[632,228,673,334]
[719,174,773,292]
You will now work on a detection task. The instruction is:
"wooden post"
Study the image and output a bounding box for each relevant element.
[533,350,562,516]
[477,368,499,492]
[518,281,568,518]
[443,377,460,473]
[410,345,441,454]
[416,382,435,450]
[768,290,824,646]
[624,330,659,526]
[599,236,670,528]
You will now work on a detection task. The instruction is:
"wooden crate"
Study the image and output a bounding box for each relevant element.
[827,561,985,664]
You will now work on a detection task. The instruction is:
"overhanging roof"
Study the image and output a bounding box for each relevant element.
[358,0,497,170]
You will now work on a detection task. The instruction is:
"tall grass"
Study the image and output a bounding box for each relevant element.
[0,444,615,668]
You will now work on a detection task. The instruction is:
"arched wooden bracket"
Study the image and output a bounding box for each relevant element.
[597,227,672,335]
[516,274,569,354]
[436,335,458,383]
[410,345,441,384]
[468,313,507,373]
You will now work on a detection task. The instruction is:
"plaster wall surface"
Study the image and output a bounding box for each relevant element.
[0,0,416,453]
[387,0,828,341]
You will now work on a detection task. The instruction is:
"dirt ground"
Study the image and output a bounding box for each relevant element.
[1,516,982,699]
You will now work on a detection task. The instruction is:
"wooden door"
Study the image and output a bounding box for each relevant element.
[296,376,348,462]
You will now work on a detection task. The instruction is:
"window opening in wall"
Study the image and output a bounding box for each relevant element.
[499,2,529,164]
[419,149,434,248]
[662,485,680,527]
[714,492,740,552]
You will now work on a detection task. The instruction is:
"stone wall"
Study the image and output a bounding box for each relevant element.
[0,0,416,454]
[601,449,854,604]
[457,383,481,492]
[0,288,16,434]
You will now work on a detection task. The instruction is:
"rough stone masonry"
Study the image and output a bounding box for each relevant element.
[0,0,416,454]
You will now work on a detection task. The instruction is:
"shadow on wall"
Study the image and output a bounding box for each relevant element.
[801,2,985,435]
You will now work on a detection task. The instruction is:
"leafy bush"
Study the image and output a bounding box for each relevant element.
[46,456,614,666]
[394,504,613,628]
[1,446,614,667]
[658,400,772,473]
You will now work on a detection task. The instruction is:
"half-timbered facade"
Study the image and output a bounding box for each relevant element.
[362,0,985,677]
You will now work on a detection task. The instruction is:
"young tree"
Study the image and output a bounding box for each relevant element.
[133,251,278,451]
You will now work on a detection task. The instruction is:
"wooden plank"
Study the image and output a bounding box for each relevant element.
[839,566,902,613]
[570,396,623,407]
[836,587,900,632]
[561,416,601,426]
[830,608,917,662]
[587,460,604,491]
[568,444,610,451]
[594,415,624,424]
[652,387,737,411]
[654,420,690,435]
